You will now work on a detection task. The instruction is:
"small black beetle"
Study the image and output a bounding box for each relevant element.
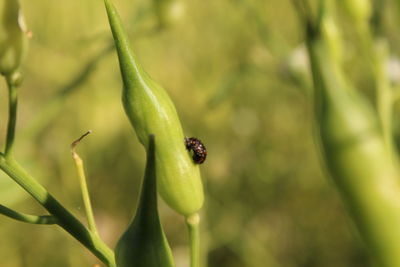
[184,137,207,164]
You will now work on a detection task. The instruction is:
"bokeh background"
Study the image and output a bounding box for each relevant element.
[1,0,399,266]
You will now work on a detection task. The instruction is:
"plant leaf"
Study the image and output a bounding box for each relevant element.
[115,135,175,267]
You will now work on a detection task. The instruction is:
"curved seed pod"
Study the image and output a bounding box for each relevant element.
[115,136,175,267]
[0,0,28,76]
[306,9,400,267]
[103,0,203,216]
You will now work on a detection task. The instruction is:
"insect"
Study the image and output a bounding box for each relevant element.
[184,137,207,164]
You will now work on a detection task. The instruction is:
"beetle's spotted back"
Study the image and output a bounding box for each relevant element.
[185,137,207,164]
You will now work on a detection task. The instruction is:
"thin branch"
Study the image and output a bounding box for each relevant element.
[4,75,19,158]
[291,0,321,42]
[0,155,115,267]
[0,204,58,225]
[71,130,92,152]
[71,130,99,236]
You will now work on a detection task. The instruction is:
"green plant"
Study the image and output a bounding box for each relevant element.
[293,1,400,266]
[4,0,400,266]
[0,0,204,266]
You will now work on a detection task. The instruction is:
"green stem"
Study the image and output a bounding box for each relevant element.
[0,156,116,267]
[73,156,98,235]
[71,131,99,236]
[0,204,58,225]
[374,41,394,159]
[4,75,18,158]
[186,213,201,267]
[353,22,395,159]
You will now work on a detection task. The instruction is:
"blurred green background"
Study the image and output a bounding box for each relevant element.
[1,0,399,266]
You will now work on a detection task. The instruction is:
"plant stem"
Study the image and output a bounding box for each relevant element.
[0,156,116,267]
[71,131,99,236]
[186,213,201,267]
[0,204,58,225]
[1,74,115,266]
[352,18,395,160]
[374,40,394,159]
[4,75,19,158]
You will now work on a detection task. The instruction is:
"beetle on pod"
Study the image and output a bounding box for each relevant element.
[185,137,207,164]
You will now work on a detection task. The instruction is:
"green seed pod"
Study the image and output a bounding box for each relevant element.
[307,22,400,267]
[103,0,204,216]
[0,0,28,76]
[154,0,185,28]
[116,136,175,267]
